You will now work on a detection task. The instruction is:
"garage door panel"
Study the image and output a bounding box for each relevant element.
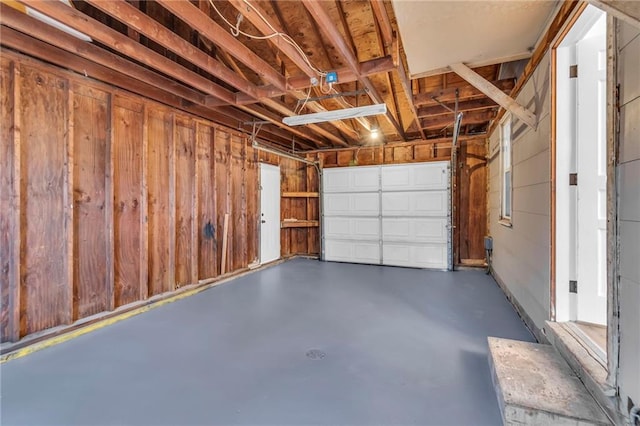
[324,240,380,264]
[382,191,447,217]
[381,163,448,191]
[325,217,380,240]
[383,243,448,269]
[324,193,379,216]
[382,218,448,243]
[323,166,379,193]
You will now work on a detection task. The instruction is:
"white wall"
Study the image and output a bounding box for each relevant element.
[616,18,640,414]
[488,51,552,335]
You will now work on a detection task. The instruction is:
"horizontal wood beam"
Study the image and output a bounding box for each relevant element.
[418,98,498,117]
[413,78,515,106]
[0,26,306,149]
[18,0,237,104]
[86,0,262,100]
[449,62,536,130]
[156,0,286,93]
[421,110,497,130]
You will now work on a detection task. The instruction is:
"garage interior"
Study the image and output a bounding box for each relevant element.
[0,1,639,425]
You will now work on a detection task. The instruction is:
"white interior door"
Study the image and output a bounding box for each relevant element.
[260,163,280,264]
[576,14,607,325]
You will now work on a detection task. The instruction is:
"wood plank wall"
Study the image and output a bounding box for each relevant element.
[309,138,488,265]
[0,52,306,343]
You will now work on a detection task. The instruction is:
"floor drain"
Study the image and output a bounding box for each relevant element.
[306,349,326,360]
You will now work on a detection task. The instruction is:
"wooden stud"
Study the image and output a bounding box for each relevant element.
[221,214,229,275]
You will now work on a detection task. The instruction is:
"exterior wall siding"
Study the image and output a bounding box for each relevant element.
[488,51,552,332]
[616,18,640,415]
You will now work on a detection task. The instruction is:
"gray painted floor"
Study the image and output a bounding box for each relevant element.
[1,258,534,425]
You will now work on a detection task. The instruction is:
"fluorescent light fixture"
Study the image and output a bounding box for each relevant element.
[283,104,387,126]
[3,0,93,42]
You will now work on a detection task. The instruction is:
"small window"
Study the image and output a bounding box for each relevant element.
[500,115,512,224]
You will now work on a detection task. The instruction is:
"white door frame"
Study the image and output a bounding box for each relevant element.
[260,163,280,264]
[552,4,619,386]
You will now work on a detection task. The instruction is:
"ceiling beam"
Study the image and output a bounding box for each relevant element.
[418,98,498,117]
[227,0,316,78]
[369,0,425,139]
[420,110,497,130]
[0,25,302,148]
[224,1,359,142]
[156,0,286,93]
[413,78,515,106]
[449,62,537,130]
[301,0,405,139]
[18,0,236,105]
[86,0,263,101]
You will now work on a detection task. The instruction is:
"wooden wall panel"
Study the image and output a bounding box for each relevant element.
[230,136,247,271]
[112,96,144,307]
[0,51,292,343]
[245,143,259,265]
[196,122,217,279]
[458,141,487,262]
[214,130,231,274]
[0,58,19,341]
[147,107,174,295]
[72,84,110,317]
[174,117,196,287]
[19,65,71,334]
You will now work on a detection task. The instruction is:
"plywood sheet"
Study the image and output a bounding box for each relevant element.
[147,107,174,295]
[20,65,70,333]
[113,96,144,307]
[72,84,110,317]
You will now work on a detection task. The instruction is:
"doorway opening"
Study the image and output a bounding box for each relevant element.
[260,163,281,264]
[554,5,608,362]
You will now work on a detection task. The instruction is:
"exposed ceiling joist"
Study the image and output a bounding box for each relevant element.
[18,0,237,104]
[413,79,515,107]
[300,0,405,140]
[449,62,536,130]
[418,98,498,118]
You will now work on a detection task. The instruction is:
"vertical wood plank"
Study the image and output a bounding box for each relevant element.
[174,116,195,287]
[71,84,110,318]
[105,94,115,311]
[196,122,217,279]
[0,59,21,342]
[139,105,149,299]
[112,96,143,307]
[19,65,70,335]
[214,130,230,274]
[66,81,74,323]
[146,107,174,295]
[231,135,247,271]
[245,141,258,264]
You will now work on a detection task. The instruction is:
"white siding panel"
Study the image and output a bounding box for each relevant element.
[324,217,380,241]
[382,218,448,243]
[324,240,380,264]
[620,34,640,105]
[382,191,447,217]
[324,193,379,217]
[620,98,640,164]
[619,278,640,404]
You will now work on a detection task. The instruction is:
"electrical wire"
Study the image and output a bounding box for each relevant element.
[207,0,327,77]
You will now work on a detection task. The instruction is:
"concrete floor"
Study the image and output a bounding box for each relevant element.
[1,258,534,425]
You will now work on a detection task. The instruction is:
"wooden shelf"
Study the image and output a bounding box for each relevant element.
[282,192,319,198]
[281,220,319,228]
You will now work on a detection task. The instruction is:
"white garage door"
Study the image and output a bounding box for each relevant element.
[322,162,450,269]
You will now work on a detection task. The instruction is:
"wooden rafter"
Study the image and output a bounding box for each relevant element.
[18,0,236,105]
[421,110,497,130]
[418,98,498,117]
[449,62,537,130]
[369,0,425,139]
[300,0,405,139]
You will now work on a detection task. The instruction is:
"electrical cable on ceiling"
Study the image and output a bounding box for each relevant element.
[207,0,327,77]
